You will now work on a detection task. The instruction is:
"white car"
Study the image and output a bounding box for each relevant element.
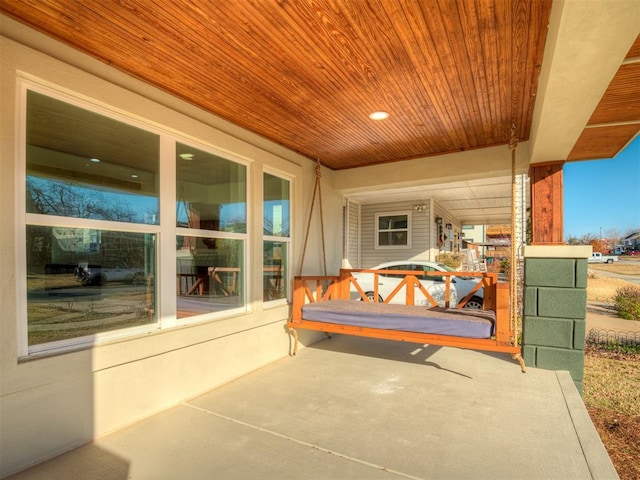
[75,261,144,286]
[349,261,484,309]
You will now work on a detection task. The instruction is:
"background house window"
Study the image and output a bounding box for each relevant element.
[263,172,290,302]
[375,212,411,248]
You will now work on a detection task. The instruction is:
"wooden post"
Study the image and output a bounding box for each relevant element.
[529,161,565,245]
[494,283,511,344]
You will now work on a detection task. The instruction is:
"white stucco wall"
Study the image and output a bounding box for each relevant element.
[0,28,343,476]
[332,144,532,194]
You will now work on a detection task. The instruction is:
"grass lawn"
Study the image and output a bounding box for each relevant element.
[584,348,640,480]
[585,260,640,480]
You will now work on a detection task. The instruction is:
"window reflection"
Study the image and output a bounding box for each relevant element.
[263,241,287,301]
[176,236,244,318]
[26,91,160,224]
[26,226,156,346]
[263,173,290,237]
[176,143,247,233]
[263,173,290,302]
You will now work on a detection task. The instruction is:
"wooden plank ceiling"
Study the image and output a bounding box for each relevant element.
[568,35,640,161]
[2,1,637,170]
[1,0,550,170]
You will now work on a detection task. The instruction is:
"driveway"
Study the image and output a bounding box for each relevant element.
[586,302,640,333]
[590,268,640,285]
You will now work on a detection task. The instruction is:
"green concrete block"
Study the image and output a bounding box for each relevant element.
[575,259,588,289]
[525,258,576,288]
[537,287,587,319]
[522,316,574,348]
[536,347,584,383]
[522,345,537,367]
[573,319,586,350]
[574,380,583,396]
[522,316,531,342]
[524,287,537,316]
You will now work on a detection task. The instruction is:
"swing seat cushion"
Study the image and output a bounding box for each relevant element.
[300,299,495,339]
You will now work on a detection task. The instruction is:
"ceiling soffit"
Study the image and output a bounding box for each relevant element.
[345,175,528,225]
[0,0,551,170]
[568,35,640,161]
[1,2,638,226]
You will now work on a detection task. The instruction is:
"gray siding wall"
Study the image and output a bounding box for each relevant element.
[432,203,459,253]
[346,200,360,268]
[360,201,432,268]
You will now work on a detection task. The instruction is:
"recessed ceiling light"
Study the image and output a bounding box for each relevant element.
[179,153,194,160]
[90,158,101,163]
[369,111,389,120]
[131,174,139,178]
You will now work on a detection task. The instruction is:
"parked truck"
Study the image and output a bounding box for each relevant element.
[588,252,619,264]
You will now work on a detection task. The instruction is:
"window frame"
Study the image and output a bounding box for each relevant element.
[17,80,252,357]
[174,139,250,321]
[262,168,292,305]
[374,211,412,249]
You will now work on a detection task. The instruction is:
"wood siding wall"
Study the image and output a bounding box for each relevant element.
[529,162,564,244]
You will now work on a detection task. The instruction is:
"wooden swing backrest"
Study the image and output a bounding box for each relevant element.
[343,268,494,309]
[293,270,509,337]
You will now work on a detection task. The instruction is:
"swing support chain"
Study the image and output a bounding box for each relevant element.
[288,158,328,355]
[509,123,519,348]
[298,158,327,276]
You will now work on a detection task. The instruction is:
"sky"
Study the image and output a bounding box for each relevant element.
[563,134,640,240]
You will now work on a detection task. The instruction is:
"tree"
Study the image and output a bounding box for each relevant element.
[590,239,604,253]
[580,233,599,245]
[566,235,582,245]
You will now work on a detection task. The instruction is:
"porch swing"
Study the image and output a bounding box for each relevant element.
[286,130,526,373]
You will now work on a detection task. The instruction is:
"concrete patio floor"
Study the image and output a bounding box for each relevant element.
[6,335,618,480]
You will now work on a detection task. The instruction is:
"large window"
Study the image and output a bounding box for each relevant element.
[25,90,159,351]
[176,143,246,233]
[175,143,247,318]
[26,91,160,223]
[26,226,156,346]
[375,212,411,248]
[263,173,290,302]
[21,87,252,353]
[176,236,244,318]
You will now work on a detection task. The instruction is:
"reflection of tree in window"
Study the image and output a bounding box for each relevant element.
[26,90,160,225]
[26,177,156,222]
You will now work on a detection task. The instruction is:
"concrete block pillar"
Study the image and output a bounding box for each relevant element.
[522,245,592,392]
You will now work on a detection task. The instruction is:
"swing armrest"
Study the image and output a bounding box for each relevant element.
[292,275,342,322]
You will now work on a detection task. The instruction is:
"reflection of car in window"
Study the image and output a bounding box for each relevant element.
[74,261,144,286]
